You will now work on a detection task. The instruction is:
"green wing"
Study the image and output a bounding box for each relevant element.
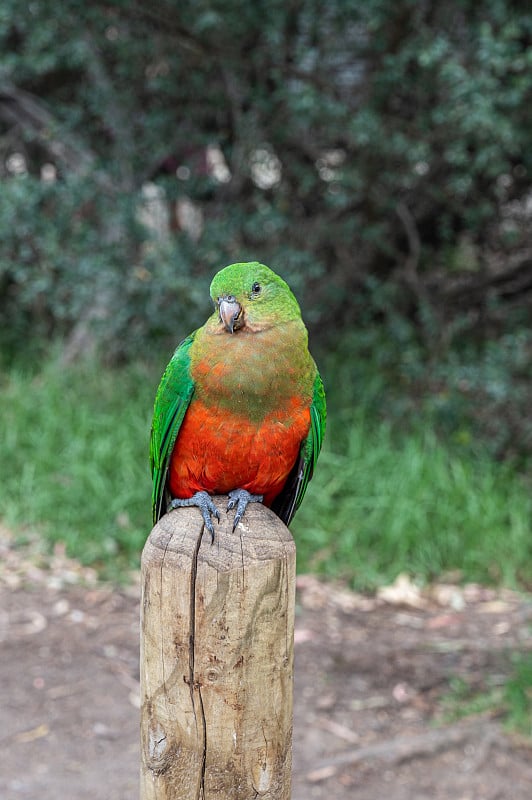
[272,368,326,526]
[150,332,196,523]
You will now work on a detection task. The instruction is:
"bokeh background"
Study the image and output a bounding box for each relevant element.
[1,2,531,597]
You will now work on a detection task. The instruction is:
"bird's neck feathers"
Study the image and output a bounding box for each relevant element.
[190,319,315,420]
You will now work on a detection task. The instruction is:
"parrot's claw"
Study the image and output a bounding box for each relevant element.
[227,489,264,531]
[168,491,220,542]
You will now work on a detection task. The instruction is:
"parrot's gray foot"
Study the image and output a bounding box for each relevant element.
[169,491,220,541]
[227,489,264,531]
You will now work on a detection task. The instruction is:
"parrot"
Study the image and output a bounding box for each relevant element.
[150,261,326,539]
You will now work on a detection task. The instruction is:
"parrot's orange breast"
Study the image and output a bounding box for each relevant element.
[168,397,310,506]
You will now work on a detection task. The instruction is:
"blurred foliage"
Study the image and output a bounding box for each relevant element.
[1,0,532,364]
[1,1,532,463]
[321,318,532,464]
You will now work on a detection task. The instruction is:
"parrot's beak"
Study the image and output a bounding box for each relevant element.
[218,296,242,333]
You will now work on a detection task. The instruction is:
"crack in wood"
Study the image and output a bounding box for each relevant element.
[189,524,207,799]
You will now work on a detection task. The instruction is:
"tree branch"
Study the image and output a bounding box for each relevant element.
[0,80,95,175]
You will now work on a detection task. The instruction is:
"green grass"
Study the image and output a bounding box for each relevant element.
[0,357,154,579]
[440,676,504,722]
[440,652,532,737]
[292,416,532,590]
[504,652,532,736]
[1,355,532,590]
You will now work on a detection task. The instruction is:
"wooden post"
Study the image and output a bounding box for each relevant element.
[140,496,296,799]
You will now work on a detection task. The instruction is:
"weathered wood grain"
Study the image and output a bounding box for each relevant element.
[140,497,296,799]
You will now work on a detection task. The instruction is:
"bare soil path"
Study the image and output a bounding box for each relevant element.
[1,537,531,799]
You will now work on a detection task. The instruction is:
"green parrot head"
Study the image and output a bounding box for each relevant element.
[209,261,303,333]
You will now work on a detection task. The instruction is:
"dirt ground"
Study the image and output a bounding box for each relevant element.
[1,533,532,800]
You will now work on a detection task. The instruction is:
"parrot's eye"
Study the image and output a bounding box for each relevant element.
[251,282,261,296]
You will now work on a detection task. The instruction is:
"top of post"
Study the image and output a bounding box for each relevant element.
[144,495,295,572]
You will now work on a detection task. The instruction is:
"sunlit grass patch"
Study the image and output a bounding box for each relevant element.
[293,417,532,591]
[1,356,531,590]
[1,357,155,579]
